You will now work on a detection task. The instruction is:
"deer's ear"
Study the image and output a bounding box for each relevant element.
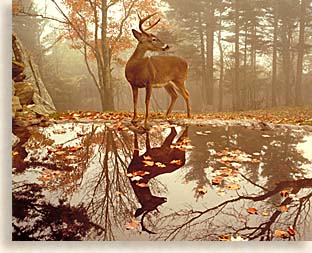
[132,29,142,41]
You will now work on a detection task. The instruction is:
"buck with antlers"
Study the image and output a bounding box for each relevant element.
[125,13,191,129]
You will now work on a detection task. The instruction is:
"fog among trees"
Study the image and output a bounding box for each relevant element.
[13,0,312,113]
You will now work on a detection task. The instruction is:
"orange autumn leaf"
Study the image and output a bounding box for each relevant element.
[155,162,166,168]
[136,182,149,188]
[287,226,296,236]
[212,176,223,185]
[68,145,83,152]
[218,234,231,241]
[127,170,150,177]
[197,188,208,194]
[226,183,240,190]
[170,160,182,166]
[280,190,290,197]
[279,205,289,212]
[142,160,154,167]
[247,207,258,215]
[55,150,66,155]
[274,230,288,239]
[125,220,140,230]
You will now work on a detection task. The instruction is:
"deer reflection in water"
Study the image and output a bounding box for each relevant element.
[128,126,188,233]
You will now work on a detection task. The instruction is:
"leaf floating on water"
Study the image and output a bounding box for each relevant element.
[218,234,231,241]
[197,188,208,194]
[127,170,150,177]
[247,207,258,215]
[274,230,289,239]
[212,176,223,185]
[131,176,143,181]
[170,160,182,166]
[136,182,149,188]
[280,190,290,197]
[12,151,19,156]
[155,162,166,168]
[226,183,240,190]
[279,205,289,212]
[125,220,140,230]
[287,226,296,236]
[261,134,271,138]
[261,211,270,216]
[142,160,154,167]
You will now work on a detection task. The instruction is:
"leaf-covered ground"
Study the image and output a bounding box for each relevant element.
[51,105,312,126]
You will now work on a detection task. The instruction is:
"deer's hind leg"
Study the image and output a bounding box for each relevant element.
[164,82,178,118]
[174,81,191,118]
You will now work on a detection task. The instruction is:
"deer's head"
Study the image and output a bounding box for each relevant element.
[132,13,169,52]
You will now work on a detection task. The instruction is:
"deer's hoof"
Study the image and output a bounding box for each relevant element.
[144,122,152,131]
[131,119,139,125]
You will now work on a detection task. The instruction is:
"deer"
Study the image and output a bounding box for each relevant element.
[127,126,188,234]
[125,13,191,129]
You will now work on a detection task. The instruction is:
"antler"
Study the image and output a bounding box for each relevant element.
[138,12,161,34]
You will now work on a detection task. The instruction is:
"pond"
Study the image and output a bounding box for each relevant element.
[12,120,312,241]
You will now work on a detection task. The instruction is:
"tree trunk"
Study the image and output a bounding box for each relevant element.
[233,0,240,111]
[205,0,215,105]
[295,0,306,105]
[217,17,224,112]
[281,17,292,105]
[271,11,278,107]
[198,11,207,106]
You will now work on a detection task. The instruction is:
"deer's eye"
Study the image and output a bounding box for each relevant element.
[152,38,157,42]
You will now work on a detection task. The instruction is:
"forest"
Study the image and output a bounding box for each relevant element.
[11,0,312,242]
[13,0,312,114]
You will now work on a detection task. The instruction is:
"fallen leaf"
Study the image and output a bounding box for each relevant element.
[218,234,231,241]
[68,145,83,152]
[226,183,240,190]
[247,207,258,215]
[280,190,290,197]
[262,134,270,138]
[47,147,57,154]
[170,160,182,166]
[125,220,140,230]
[274,230,288,239]
[155,162,166,168]
[212,176,223,185]
[55,150,66,155]
[197,188,208,194]
[127,170,150,177]
[130,176,143,181]
[287,226,296,236]
[136,182,149,188]
[279,205,289,212]
[261,211,269,216]
[142,160,154,166]
[12,151,19,156]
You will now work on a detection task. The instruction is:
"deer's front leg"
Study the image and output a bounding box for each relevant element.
[144,85,152,129]
[132,86,139,124]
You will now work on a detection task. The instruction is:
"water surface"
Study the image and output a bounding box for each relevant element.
[12,121,312,241]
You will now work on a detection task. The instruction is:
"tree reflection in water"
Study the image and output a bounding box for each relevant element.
[12,122,312,240]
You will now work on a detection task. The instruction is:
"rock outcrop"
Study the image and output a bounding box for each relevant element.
[12,33,56,146]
